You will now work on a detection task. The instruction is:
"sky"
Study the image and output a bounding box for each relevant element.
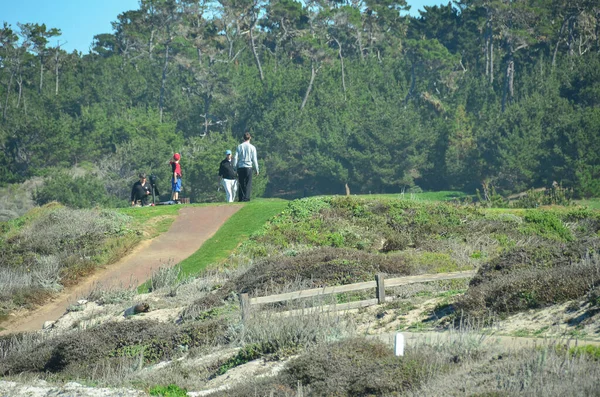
[2,0,446,54]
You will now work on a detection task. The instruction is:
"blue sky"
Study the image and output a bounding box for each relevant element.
[2,0,447,54]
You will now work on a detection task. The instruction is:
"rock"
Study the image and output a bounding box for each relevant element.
[42,321,55,330]
[124,302,150,317]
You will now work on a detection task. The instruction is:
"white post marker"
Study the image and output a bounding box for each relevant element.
[394,333,405,357]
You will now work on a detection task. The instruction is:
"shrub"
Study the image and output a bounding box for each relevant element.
[149,384,188,396]
[149,263,190,296]
[86,283,137,305]
[511,185,573,208]
[281,338,427,396]
[34,171,126,209]
[277,197,332,221]
[569,345,600,361]
[233,247,412,296]
[458,250,600,317]
[0,319,229,376]
[180,287,233,322]
[520,210,573,241]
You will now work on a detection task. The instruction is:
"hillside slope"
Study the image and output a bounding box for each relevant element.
[0,205,241,335]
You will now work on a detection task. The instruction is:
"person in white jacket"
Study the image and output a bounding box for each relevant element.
[234,132,259,202]
[218,149,238,203]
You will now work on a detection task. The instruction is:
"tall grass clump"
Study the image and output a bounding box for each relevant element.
[86,282,138,305]
[414,342,600,396]
[215,310,355,376]
[149,263,190,297]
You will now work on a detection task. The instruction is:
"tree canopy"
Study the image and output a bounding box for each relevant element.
[1,0,599,203]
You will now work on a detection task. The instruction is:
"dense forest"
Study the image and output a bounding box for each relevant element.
[1,0,599,205]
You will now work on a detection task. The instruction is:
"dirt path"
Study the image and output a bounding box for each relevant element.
[1,205,242,335]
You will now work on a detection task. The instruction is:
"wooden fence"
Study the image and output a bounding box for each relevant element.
[238,270,476,320]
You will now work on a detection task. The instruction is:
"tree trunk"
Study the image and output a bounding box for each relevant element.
[485,18,491,79]
[490,39,494,84]
[54,51,60,96]
[357,29,365,60]
[17,75,23,109]
[333,37,346,101]
[202,93,212,136]
[485,28,489,77]
[3,71,14,119]
[552,17,568,68]
[567,17,575,56]
[226,30,234,59]
[404,62,415,104]
[249,20,264,82]
[159,42,170,123]
[300,63,319,111]
[502,45,514,112]
[39,57,44,93]
[149,30,155,59]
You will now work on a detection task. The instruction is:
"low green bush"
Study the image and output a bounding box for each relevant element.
[216,343,264,375]
[521,210,573,241]
[149,384,188,396]
[569,345,600,361]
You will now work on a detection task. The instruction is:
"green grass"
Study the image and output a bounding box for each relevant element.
[177,199,288,277]
[118,204,205,238]
[575,198,600,210]
[118,204,182,225]
[359,191,468,201]
[149,384,188,396]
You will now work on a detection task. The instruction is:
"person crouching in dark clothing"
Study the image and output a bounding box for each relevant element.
[131,173,152,206]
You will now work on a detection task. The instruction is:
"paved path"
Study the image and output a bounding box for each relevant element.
[1,205,242,335]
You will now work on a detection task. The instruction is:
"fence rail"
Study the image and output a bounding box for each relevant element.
[239,270,476,320]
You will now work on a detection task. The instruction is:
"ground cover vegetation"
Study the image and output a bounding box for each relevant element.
[185,197,600,318]
[1,197,599,395]
[1,0,600,214]
[176,199,289,276]
[0,203,181,324]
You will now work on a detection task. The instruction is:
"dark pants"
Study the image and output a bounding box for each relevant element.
[237,167,253,202]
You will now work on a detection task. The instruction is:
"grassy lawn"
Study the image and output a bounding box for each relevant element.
[118,204,182,238]
[575,198,600,210]
[361,191,468,201]
[177,199,288,277]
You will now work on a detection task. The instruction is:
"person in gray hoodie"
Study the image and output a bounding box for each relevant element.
[233,132,259,202]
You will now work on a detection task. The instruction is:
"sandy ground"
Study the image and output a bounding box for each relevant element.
[0,205,241,335]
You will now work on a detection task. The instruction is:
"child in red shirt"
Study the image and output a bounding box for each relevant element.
[170,153,182,203]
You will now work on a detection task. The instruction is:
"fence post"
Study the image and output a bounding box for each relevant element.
[395,333,405,356]
[375,273,385,304]
[239,293,250,321]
